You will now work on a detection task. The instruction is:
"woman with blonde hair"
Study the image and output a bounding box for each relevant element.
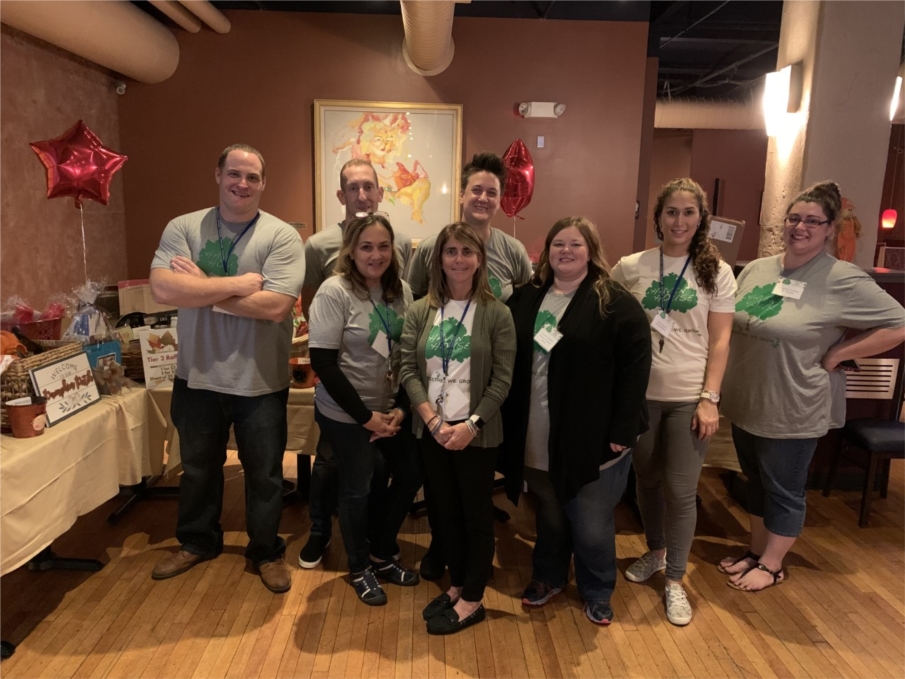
[502,217,651,626]
[611,178,736,625]
[399,222,515,635]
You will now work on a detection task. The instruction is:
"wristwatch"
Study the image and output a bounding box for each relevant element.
[700,390,721,404]
[469,414,486,430]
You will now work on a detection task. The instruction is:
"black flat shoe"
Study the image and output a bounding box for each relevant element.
[426,604,486,635]
[422,592,459,621]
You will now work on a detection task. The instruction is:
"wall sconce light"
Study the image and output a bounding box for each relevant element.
[518,102,566,118]
[890,67,903,122]
[763,63,803,137]
[881,209,898,230]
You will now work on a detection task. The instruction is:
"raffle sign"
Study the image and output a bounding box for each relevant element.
[139,327,179,388]
[29,352,101,426]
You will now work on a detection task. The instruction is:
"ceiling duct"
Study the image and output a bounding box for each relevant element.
[400,0,456,76]
[177,0,230,34]
[0,0,178,84]
[150,1,201,33]
[655,98,765,130]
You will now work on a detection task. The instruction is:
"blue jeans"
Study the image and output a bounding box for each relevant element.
[731,424,818,538]
[315,407,423,573]
[171,378,288,565]
[308,440,338,540]
[524,453,632,605]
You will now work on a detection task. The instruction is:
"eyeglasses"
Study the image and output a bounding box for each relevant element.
[784,214,830,228]
[354,211,391,220]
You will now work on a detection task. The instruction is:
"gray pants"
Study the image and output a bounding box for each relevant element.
[632,400,709,581]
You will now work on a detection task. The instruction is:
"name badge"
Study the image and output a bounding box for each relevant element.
[371,330,390,358]
[651,311,673,337]
[534,326,563,352]
[772,278,806,299]
[444,384,469,415]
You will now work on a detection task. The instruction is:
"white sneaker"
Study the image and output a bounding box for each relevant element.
[625,551,667,583]
[664,583,692,626]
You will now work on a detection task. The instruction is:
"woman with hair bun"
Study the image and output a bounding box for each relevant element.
[719,181,904,592]
[611,178,736,625]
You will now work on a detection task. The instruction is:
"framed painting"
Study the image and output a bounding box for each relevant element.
[314,100,463,240]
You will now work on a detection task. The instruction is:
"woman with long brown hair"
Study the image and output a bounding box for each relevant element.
[502,217,651,626]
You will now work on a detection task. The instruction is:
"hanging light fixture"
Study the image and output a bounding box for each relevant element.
[881,133,901,230]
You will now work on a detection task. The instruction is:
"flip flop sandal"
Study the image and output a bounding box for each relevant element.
[717,550,761,574]
[727,563,785,592]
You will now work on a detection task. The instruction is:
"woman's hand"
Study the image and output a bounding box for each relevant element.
[692,400,720,440]
[387,407,406,428]
[440,423,475,450]
[609,443,626,453]
[364,411,399,441]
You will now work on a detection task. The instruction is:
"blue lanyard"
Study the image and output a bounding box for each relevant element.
[369,298,394,356]
[216,209,261,275]
[659,249,691,314]
[439,299,471,376]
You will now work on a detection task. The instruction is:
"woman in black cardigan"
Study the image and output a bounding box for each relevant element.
[502,216,651,626]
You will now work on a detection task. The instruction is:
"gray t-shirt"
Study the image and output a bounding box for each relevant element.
[524,289,574,471]
[406,227,532,301]
[308,276,413,423]
[304,221,413,289]
[150,208,305,396]
[722,253,905,438]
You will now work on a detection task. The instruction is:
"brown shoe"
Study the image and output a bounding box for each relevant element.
[151,549,213,580]
[258,557,291,593]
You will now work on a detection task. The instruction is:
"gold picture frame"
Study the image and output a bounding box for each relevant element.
[314,100,463,239]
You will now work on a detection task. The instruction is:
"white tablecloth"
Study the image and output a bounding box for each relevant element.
[0,388,164,575]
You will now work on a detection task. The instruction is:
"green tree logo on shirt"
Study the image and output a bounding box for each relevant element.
[367,306,404,345]
[425,319,471,362]
[488,274,503,299]
[197,239,238,277]
[736,284,784,323]
[533,310,558,354]
[641,274,698,312]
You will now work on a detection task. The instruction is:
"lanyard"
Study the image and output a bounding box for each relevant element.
[439,299,471,376]
[216,209,261,275]
[369,298,394,356]
[658,249,691,314]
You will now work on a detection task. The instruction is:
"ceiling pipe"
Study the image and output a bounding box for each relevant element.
[400,0,456,76]
[177,0,230,34]
[655,98,765,130]
[150,0,201,33]
[0,0,179,84]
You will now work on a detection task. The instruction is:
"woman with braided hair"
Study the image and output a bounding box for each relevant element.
[611,178,736,625]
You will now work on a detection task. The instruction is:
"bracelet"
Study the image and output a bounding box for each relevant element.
[426,415,439,429]
[429,418,444,436]
[465,419,478,437]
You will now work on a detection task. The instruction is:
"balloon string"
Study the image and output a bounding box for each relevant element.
[79,204,88,282]
[512,216,517,241]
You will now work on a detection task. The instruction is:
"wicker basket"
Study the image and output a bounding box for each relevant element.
[1,341,82,429]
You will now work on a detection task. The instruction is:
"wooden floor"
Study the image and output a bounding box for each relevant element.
[2,454,903,679]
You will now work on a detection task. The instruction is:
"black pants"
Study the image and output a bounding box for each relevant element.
[420,434,497,602]
[171,378,288,565]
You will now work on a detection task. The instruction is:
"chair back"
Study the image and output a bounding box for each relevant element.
[845,358,903,421]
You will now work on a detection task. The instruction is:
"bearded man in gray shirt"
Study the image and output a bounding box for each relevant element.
[149,144,305,593]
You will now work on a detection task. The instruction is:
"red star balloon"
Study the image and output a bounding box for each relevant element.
[29,120,128,209]
[501,139,535,218]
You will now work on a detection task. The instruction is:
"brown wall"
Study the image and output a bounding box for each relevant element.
[645,127,767,262]
[689,128,768,263]
[1,26,127,311]
[118,11,649,275]
[878,124,904,244]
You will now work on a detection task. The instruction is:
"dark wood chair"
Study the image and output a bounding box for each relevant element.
[823,358,904,526]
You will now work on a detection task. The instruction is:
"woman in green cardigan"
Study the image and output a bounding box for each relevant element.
[399,222,516,635]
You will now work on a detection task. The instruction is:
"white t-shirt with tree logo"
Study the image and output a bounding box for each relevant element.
[612,248,736,402]
[424,299,476,422]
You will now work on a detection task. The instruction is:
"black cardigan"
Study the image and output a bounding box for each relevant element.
[501,275,652,505]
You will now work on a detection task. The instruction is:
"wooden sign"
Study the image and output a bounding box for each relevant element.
[138,327,179,388]
[29,351,101,426]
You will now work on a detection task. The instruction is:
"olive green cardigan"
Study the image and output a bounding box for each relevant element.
[399,296,516,447]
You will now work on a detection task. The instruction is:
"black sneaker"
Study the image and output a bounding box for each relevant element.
[521,580,563,607]
[371,558,420,586]
[419,548,446,581]
[584,601,614,625]
[298,534,331,569]
[350,567,387,606]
